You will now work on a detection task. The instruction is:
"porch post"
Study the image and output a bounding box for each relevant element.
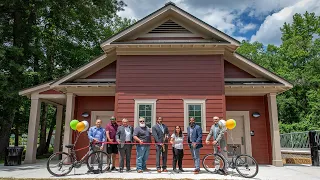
[62,93,75,153]
[267,93,283,167]
[24,94,41,164]
[53,105,63,153]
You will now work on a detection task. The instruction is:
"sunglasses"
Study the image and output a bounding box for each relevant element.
[139,121,145,122]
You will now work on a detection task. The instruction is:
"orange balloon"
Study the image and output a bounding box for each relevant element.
[226,119,236,130]
[76,122,85,132]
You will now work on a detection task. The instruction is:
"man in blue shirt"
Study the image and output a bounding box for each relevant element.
[88,119,106,151]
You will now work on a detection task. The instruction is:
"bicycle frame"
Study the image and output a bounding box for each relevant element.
[215,145,238,169]
[69,143,94,166]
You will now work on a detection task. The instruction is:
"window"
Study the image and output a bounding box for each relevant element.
[183,99,206,132]
[134,99,157,128]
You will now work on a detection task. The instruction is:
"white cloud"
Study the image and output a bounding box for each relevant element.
[251,0,320,45]
[117,6,137,20]
[233,36,247,42]
[239,23,257,33]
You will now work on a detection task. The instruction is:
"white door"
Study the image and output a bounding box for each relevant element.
[91,111,115,129]
[226,115,245,155]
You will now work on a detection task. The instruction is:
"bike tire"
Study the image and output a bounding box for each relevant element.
[235,154,259,178]
[86,150,110,172]
[202,153,226,173]
[46,152,73,177]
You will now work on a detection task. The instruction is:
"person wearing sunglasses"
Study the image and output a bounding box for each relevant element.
[133,117,152,173]
[152,116,169,173]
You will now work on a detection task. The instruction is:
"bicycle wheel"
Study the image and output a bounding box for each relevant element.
[47,152,73,176]
[86,150,110,172]
[202,153,225,173]
[235,154,259,178]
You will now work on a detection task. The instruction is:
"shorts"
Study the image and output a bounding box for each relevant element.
[107,144,118,154]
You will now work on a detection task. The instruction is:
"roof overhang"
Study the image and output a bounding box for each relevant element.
[100,3,240,52]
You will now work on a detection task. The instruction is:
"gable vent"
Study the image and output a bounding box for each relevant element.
[149,20,191,33]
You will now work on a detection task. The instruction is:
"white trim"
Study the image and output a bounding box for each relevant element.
[91,111,115,126]
[225,78,269,82]
[183,99,207,133]
[38,94,66,99]
[19,81,53,96]
[232,52,293,88]
[226,111,252,157]
[73,79,116,82]
[100,4,239,48]
[134,99,157,128]
[50,54,107,88]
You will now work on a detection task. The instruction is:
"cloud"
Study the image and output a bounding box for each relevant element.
[251,0,320,45]
[233,36,247,42]
[239,23,257,33]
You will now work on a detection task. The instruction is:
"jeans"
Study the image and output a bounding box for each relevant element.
[156,145,168,169]
[136,145,150,170]
[172,148,184,169]
[190,146,200,170]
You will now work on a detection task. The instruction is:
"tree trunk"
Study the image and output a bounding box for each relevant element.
[14,125,19,146]
[37,103,48,155]
[0,111,15,159]
[44,109,57,154]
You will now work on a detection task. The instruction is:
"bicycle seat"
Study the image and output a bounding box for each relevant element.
[65,144,75,148]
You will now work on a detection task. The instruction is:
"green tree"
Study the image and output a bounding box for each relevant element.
[0,0,133,159]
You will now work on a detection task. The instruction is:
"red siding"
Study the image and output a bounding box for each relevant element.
[39,89,62,94]
[73,96,115,159]
[86,61,116,79]
[226,96,271,164]
[224,60,255,78]
[115,55,225,167]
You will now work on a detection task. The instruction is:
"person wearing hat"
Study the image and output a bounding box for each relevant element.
[106,116,119,171]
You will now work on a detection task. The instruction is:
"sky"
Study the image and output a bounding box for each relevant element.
[117,0,320,46]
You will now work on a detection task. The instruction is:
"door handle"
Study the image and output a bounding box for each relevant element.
[241,137,244,145]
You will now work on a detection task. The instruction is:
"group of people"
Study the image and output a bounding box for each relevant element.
[87,115,227,175]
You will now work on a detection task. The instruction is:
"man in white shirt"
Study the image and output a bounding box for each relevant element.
[116,118,134,173]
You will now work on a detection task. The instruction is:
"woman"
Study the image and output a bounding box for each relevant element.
[170,126,184,173]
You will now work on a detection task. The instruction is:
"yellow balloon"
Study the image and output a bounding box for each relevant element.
[226,119,236,130]
[76,122,85,132]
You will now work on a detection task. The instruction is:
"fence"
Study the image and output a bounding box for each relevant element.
[280,130,320,150]
[9,132,55,148]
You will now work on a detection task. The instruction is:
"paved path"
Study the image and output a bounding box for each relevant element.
[1,160,320,180]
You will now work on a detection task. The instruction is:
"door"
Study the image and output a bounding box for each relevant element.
[91,111,115,129]
[226,115,245,156]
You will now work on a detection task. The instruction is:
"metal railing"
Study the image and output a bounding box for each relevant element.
[280,130,320,150]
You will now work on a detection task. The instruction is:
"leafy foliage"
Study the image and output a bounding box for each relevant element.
[0,0,134,158]
[237,12,320,133]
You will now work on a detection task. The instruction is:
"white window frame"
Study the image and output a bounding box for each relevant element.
[134,99,157,128]
[183,99,207,133]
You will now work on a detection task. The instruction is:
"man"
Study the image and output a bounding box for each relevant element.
[206,116,227,175]
[187,117,203,174]
[87,119,106,172]
[106,116,119,171]
[88,119,106,150]
[152,116,169,173]
[133,117,152,173]
[116,118,134,173]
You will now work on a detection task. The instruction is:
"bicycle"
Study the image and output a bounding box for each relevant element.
[46,141,110,176]
[202,144,259,178]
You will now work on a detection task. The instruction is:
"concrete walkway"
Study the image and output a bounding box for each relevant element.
[0,160,320,180]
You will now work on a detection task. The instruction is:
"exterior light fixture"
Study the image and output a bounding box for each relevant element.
[81,112,89,118]
[252,112,260,118]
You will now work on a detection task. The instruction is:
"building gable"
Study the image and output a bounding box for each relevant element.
[85,61,116,79]
[224,60,255,78]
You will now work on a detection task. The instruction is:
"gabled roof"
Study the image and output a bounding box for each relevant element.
[100,2,240,48]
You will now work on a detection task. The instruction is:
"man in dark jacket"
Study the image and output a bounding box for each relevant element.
[152,116,169,173]
[187,117,203,174]
[116,118,134,173]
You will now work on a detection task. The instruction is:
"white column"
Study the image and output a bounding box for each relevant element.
[24,94,41,164]
[62,93,75,153]
[267,93,283,167]
[53,105,63,153]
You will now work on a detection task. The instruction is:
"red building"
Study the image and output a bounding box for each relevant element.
[20,2,292,167]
